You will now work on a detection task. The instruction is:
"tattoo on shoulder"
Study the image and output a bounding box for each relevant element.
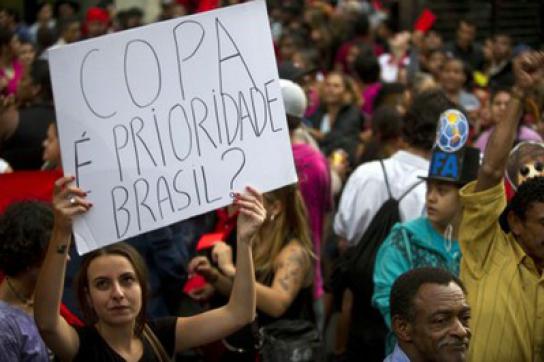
[276,248,306,292]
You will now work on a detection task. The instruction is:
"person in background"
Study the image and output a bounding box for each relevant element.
[0,26,22,97]
[0,201,54,361]
[34,175,263,361]
[42,122,60,171]
[307,71,363,166]
[439,57,480,117]
[386,267,471,362]
[0,59,55,170]
[445,19,484,71]
[474,88,542,153]
[28,3,56,44]
[488,33,515,89]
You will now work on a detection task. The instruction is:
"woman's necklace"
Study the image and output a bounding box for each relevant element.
[5,277,34,307]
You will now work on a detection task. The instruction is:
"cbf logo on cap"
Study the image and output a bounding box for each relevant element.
[422,109,479,185]
[436,109,469,153]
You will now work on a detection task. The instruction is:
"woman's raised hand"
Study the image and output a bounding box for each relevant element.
[234,186,266,245]
[52,176,92,229]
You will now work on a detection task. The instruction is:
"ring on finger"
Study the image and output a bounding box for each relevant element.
[69,197,76,206]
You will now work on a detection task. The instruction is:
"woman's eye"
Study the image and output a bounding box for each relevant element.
[95,280,109,289]
[121,275,136,285]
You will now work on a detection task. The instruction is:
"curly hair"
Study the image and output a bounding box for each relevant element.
[403,89,460,151]
[0,201,54,276]
[509,176,544,220]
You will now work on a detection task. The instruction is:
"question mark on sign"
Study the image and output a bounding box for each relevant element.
[221,147,246,198]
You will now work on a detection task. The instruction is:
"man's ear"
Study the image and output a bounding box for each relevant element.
[507,210,523,237]
[392,315,413,342]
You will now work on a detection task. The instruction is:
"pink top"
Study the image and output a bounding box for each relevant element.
[475,125,543,153]
[292,143,332,299]
[0,59,23,96]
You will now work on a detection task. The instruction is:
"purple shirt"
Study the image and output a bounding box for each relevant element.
[0,301,49,361]
[292,143,332,299]
[475,125,543,153]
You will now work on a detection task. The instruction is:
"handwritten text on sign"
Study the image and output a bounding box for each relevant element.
[49,0,297,253]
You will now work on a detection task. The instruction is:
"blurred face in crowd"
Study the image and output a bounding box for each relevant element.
[426,180,461,232]
[18,42,35,67]
[279,35,297,62]
[42,123,60,167]
[492,35,512,62]
[323,73,347,107]
[86,254,142,327]
[62,21,81,43]
[489,91,511,125]
[87,20,107,38]
[482,38,493,62]
[398,282,471,362]
[427,51,446,79]
[456,21,476,49]
[58,3,77,20]
[440,59,466,93]
[38,4,53,23]
[425,30,443,53]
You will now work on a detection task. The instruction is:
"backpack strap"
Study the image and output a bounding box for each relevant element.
[398,179,424,202]
[143,323,171,362]
[379,159,393,199]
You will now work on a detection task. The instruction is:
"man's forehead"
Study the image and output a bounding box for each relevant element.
[414,282,468,311]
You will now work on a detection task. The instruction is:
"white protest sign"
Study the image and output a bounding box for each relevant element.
[49,0,297,254]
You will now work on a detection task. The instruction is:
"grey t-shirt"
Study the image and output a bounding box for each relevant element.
[0,300,49,361]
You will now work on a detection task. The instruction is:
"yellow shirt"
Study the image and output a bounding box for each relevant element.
[459,181,544,362]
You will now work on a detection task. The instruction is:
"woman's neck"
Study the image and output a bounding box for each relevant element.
[96,320,138,352]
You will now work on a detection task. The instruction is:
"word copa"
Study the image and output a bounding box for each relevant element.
[78,17,283,183]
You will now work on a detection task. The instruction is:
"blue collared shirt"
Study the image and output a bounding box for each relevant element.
[384,344,411,362]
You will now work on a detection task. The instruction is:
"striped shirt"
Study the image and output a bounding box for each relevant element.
[459,181,544,362]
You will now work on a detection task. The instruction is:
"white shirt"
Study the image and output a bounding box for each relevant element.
[334,151,428,246]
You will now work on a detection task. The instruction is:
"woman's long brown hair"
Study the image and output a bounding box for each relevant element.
[253,184,314,285]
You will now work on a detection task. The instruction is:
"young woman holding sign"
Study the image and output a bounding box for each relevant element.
[34,175,265,361]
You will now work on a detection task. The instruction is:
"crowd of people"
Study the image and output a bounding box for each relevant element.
[1,1,544,361]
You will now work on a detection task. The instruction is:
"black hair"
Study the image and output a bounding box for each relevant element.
[403,89,460,151]
[352,52,380,84]
[30,59,53,102]
[373,82,406,110]
[353,13,370,37]
[371,105,402,141]
[509,176,544,221]
[58,15,80,34]
[0,201,54,276]
[390,267,466,322]
[0,26,14,48]
[0,8,20,23]
[458,18,477,30]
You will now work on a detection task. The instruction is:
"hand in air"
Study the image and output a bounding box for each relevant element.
[233,187,266,245]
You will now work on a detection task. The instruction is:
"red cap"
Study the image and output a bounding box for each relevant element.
[86,7,109,24]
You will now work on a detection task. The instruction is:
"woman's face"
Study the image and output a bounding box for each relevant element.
[86,254,142,327]
[427,52,445,78]
[323,73,346,106]
[440,60,465,92]
[18,43,35,67]
[490,91,511,125]
[42,124,60,166]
